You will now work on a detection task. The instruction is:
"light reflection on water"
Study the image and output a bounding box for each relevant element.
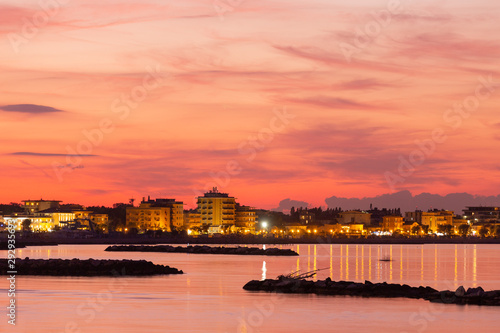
[1,243,499,333]
[286,243,485,289]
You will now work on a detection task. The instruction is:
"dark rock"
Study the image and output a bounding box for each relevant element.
[0,258,183,276]
[466,287,485,297]
[105,245,298,256]
[455,286,465,297]
[243,280,264,291]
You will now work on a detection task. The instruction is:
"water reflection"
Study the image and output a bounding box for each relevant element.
[2,244,499,333]
[307,245,311,273]
[368,246,372,281]
[455,245,458,283]
[340,245,343,279]
[421,246,424,281]
[464,246,467,282]
[313,245,317,280]
[389,245,393,281]
[361,246,364,281]
[291,243,487,288]
[400,246,403,281]
[355,245,359,281]
[345,245,349,280]
[473,244,477,286]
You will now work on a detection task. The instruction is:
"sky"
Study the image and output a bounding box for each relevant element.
[1,0,500,210]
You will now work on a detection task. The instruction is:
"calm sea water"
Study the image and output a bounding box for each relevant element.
[1,244,499,333]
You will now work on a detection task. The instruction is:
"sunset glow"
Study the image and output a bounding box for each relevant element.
[2,0,500,209]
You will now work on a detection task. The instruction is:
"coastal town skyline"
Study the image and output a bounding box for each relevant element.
[2,194,500,238]
[7,189,500,214]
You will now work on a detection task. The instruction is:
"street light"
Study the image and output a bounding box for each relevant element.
[261,221,268,229]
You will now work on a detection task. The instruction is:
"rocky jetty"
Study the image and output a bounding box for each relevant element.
[105,244,299,256]
[243,277,500,306]
[0,258,183,276]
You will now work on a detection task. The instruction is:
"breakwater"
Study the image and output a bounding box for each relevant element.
[105,244,299,256]
[0,258,183,276]
[243,277,500,306]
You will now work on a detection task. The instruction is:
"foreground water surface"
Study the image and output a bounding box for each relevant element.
[1,244,499,332]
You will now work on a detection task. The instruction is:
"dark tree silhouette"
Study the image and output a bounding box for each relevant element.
[478,226,489,238]
[22,219,32,232]
[458,224,470,237]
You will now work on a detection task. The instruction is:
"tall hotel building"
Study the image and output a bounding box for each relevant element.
[197,187,236,232]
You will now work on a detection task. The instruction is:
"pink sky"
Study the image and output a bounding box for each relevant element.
[1,0,500,209]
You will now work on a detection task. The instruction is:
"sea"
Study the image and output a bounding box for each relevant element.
[1,243,499,332]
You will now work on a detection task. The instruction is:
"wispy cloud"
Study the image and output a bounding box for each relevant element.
[335,79,395,90]
[284,96,378,110]
[10,152,96,157]
[0,104,64,114]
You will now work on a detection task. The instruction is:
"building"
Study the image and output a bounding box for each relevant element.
[453,216,470,235]
[3,201,109,232]
[299,210,316,225]
[402,222,421,235]
[421,210,454,233]
[197,187,236,233]
[184,210,202,231]
[235,204,257,233]
[338,211,371,225]
[2,214,34,231]
[284,223,308,237]
[345,224,364,235]
[36,208,76,224]
[91,214,109,231]
[22,200,61,214]
[404,210,423,224]
[382,216,404,232]
[57,209,110,232]
[462,207,500,224]
[368,208,401,226]
[3,209,73,232]
[126,197,184,232]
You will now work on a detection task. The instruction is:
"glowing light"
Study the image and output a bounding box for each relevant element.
[261,221,268,229]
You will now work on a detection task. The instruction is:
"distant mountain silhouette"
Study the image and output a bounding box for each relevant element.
[325,190,500,214]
